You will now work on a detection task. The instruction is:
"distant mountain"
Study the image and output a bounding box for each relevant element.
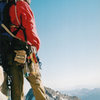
[26,87,80,100]
[62,88,100,100]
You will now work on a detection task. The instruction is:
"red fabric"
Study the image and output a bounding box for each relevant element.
[9,1,40,51]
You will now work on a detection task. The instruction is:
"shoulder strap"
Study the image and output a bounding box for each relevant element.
[15,5,20,25]
[14,3,27,41]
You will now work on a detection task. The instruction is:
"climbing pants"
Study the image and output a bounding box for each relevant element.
[1,54,47,100]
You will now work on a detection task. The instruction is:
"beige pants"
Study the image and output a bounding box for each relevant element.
[1,60,47,100]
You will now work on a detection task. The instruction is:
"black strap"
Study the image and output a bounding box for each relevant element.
[12,25,27,41]
[13,26,21,36]
[22,27,27,41]
[20,15,27,41]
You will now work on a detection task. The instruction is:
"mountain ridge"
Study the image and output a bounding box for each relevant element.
[61,88,100,100]
[26,87,80,100]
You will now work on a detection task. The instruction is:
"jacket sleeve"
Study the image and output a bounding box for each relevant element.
[19,2,40,51]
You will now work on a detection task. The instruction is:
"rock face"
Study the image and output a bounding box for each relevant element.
[0,66,4,86]
[0,66,8,100]
[26,87,80,100]
[45,87,80,100]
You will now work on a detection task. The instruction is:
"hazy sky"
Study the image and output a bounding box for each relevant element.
[24,0,100,94]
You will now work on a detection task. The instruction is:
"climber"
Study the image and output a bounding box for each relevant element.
[0,0,48,100]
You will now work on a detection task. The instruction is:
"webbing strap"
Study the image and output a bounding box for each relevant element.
[1,24,17,38]
[14,3,27,41]
[15,5,20,25]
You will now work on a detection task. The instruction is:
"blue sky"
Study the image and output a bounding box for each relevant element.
[24,0,100,94]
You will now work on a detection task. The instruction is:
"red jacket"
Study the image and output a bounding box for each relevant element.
[9,1,40,51]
